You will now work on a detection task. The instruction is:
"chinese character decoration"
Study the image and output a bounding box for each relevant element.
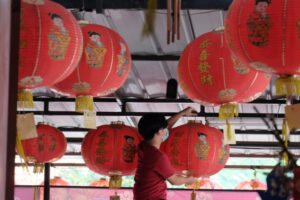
[178,27,270,142]
[18,0,83,108]
[81,121,141,189]
[225,0,300,96]
[16,123,67,173]
[52,24,131,113]
[163,121,230,178]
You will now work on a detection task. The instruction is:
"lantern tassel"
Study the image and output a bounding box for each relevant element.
[75,96,94,113]
[275,76,300,96]
[33,163,44,174]
[282,119,289,165]
[18,90,34,108]
[16,134,28,170]
[226,120,232,141]
[33,187,37,200]
[191,190,196,200]
[109,192,120,200]
[142,0,157,37]
[219,103,238,120]
[109,175,122,189]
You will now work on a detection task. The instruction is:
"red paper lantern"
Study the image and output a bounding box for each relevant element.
[234,179,267,190]
[19,124,67,163]
[52,24,131,112]
[40,177,70,186]
[177,28,270,118]
[18,0,83,106]
[89,178,109,187]
[224,0,300,95]
[163,121,230,178]
[186,178,223,189]
[81,121,141,188]
[40,177,69,200]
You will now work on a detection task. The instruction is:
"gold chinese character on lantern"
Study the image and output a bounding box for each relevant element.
[199,39,211,49]
[199,49,209,61]
[200,74,213,85]
[198,62,212,73]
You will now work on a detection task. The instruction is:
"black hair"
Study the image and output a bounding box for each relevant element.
[197,132,207,137]
[48,13,63,20]
[138,114,168,141]
[124,135,134,140]
[255,0,271,5]
[88,31,101,37]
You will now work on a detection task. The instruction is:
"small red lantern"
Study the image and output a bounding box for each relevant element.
[224,0,300,96]
[89,178,109,187]
[186,178,223,189]
[177,28,270,119]
[18,0,83,107]
[81,121,141,188]
[235,179,267,190]
[19,124,67,163]
[52,24,131,112]
[163,121,230,178]
[40,177,69,200]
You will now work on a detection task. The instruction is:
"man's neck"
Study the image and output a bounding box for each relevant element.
[146,138,162,149]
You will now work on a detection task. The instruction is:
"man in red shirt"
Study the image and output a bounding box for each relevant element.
[134,107,197,200]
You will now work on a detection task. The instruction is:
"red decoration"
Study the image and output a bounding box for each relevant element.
[19,0,83,90]
[225,0,300,76]
[89,178,109,187]
[81,122,141,177]
[186,178,223,189]
[163,121,230,178]
[177,28,270,107]
[52,24,131,99]
[20,124,67,163]
[235,180,267,190]
[40,177,69,200]
[40,177,70,186]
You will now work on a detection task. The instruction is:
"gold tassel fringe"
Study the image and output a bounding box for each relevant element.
[109,175,122,189]
[142,0,157,36]
[219,103,239,120]
[16,134,28,170]
[282,119,289,165]
[33,163,44,174]
[75,96,94,113]
[34,187,37,200]
[18,90,34,108]
[275,76,300,96]
[226,120,232,141]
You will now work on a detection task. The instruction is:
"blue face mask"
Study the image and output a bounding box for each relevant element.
[162,128,169,142]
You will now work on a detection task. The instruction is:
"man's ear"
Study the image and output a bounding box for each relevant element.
[156,129,164,137]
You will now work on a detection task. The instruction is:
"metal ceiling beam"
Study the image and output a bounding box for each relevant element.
[52,0,233,11]
[66,138,300,149]
[58,127,300,135]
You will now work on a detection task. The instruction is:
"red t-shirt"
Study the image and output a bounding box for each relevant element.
[133,141,174,200]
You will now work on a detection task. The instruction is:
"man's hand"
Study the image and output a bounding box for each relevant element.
[185,175,197,185]
[182,107,197,116]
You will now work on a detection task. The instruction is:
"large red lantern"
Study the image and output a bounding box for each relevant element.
[224,0,300,96]
[52,24,131,112]
[81,121,141,188]
[234,180,267,190]
[163,121,230,178]
[18,124,67,163]
[18,0,83,107]
[178,28,270,119]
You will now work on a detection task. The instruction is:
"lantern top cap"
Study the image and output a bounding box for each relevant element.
[188,120,202,124]
[111,121,124,125]
[37,122,50,126]
[213,26,224,33]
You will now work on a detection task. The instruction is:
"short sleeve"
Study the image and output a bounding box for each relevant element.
[154,152,175,179]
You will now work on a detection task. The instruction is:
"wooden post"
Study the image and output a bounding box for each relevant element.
[0,0,20,199]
